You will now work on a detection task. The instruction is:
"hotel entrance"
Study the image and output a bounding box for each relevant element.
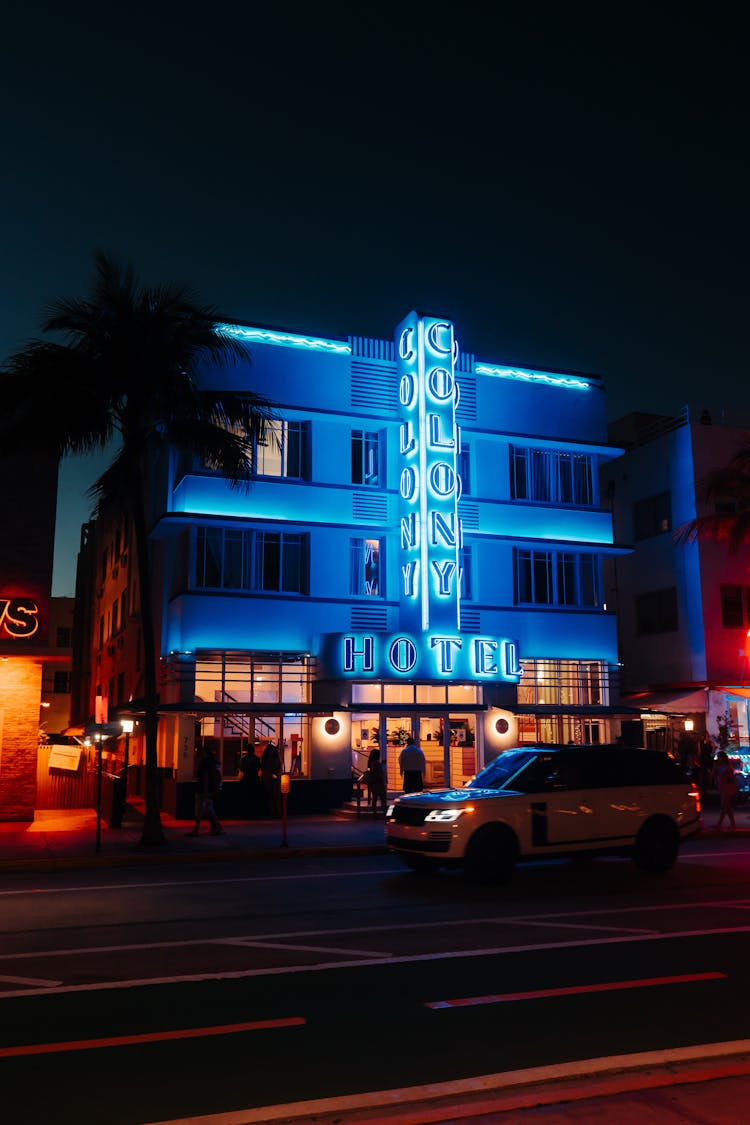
[350,683,482,792]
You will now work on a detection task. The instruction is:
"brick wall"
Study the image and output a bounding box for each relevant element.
[0,658,41,821]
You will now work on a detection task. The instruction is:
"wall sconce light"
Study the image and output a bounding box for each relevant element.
[495,718,509,734]
[324,718,340,735]
[684,719,694,731]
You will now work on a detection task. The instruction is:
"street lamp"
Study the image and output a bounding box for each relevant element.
[120,720,135,826]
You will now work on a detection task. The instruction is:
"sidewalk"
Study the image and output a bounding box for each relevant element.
[0,803,389,872]
[0,792,747,874]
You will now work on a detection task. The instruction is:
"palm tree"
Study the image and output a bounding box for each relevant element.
[674,441,750,550]
[0,252,276,845]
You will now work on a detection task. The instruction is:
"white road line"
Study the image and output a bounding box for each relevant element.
[515,920,659,934]
[240,941,392,957]
[0,868,387,897]
[0,922,749,1000]
[0,974,62,987]
[1,896,748,962]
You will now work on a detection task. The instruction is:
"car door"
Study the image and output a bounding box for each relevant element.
[527,750,597,848]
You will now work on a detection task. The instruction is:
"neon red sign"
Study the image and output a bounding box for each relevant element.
[0,598,40,638]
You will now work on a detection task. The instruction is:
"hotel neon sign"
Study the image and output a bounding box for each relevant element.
[397,311,462,633]
[0,598,40,638]
[322,631,522,682]
[325,311,522,686]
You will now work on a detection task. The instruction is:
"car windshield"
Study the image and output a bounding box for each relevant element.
[467,749,539,790]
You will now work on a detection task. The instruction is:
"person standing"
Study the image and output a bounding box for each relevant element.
[186,746,224,836]
[399,737,426,793]
[366,747,388,814]
[713,749,737,831]
[261,740,282,817]
[239,743,262,817]
[697,735,714,799]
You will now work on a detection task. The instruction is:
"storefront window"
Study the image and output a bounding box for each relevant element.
[352,683,381,704]
[383,683,414,704]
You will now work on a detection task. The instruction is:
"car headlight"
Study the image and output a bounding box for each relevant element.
[386,804,396,818]
[424,807,474,823]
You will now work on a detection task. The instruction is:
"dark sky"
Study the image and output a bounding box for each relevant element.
[2,4,746,594]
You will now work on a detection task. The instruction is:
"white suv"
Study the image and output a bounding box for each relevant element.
[386,744,701,880]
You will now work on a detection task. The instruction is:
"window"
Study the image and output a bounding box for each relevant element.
[255,420,310,480]
[721,584,750,628]
[350,538,382,596]
[56,626,72,648]
[510,446,594,506]
[518,659,611,708]
[351,430,380,486]
[53,671,71,694]
[633,492,671,540]
[458,444,471,495]
[635,588,678,634]
[514,549,600,607]
[196,528,309,594]
[459,545,473,600]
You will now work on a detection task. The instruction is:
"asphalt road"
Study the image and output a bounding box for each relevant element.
[3,839,750,1124]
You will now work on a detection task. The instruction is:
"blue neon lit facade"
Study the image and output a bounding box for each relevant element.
[148,311,626,806]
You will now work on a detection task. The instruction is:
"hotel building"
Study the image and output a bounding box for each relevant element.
[75,311,632,817]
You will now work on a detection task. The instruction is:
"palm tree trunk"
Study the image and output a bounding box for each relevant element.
[132,471,167,846]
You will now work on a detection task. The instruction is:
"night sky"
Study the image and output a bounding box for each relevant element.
[2,5,746,595]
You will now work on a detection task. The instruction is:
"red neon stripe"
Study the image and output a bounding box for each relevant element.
[426,972,726,1009]
[0,1017,305,1059]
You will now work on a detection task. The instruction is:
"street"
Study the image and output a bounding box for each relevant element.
[3,838,750,1124]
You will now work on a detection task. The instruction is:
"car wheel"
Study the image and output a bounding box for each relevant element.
[633,816,680,873]
[464,824,518,883]
[401,854,440,875]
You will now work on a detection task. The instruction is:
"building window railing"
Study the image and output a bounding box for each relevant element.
[196,528,310,594]
[514,548,600,608]
[510,446,594,506]
[518,659,613,707]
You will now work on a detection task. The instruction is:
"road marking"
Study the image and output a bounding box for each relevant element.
[426,971,727,1009]
[2,897,750,963]
[0,974,62,987]
[516,920,659,934]
[228,939,392,957]
[0,868,388,897]
[0,924,749,999]
[0,1016,305,1059]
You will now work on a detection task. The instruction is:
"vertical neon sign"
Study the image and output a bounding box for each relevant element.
[396,312,461,635]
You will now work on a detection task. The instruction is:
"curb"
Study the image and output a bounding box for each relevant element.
[142,1040,750,1125]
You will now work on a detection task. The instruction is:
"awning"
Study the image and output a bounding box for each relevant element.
[623,689,708,713]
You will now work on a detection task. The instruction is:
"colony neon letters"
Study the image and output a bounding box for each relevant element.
[396,312,462,633]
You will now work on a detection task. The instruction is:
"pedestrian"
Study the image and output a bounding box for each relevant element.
[261,740,282,817]
[366,747,387,814]
[697,735,714,798]
[186,746,224,836]
[713,749,737,831]
[239,742,262,816]
[399,737,426,793]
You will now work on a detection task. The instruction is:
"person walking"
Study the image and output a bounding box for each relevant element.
[713,749,737,831]
[399,737,426,793]
[186,746,224,836]
[366,747,388,814]
[261,740,282,817]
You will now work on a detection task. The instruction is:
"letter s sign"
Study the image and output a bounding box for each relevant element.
[0,598,40,638]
